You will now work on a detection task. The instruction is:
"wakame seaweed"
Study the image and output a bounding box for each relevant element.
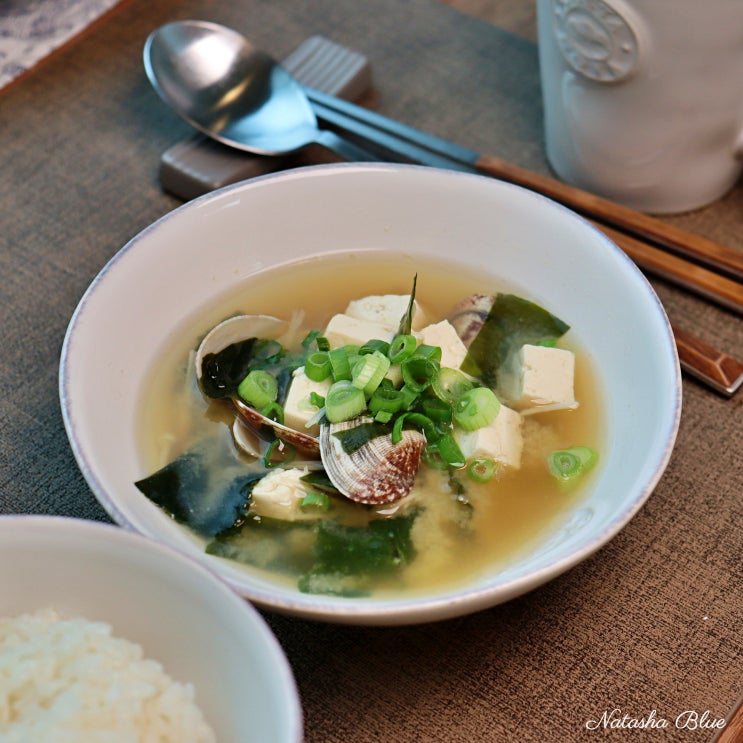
[461,294,570,387]
[332,421,392,454]
[134,435,264,537]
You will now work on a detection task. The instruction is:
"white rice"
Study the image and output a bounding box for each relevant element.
[0,608,216,743]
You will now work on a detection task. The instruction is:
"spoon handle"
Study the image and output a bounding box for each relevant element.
[314,129,383,162]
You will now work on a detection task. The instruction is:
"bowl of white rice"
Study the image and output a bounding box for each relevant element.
[0,515,302,742]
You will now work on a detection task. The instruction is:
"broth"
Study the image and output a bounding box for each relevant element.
[136,251,604,597]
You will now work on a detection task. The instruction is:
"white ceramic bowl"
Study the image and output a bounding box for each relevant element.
[60,164,681,625]
[0,516,302,741]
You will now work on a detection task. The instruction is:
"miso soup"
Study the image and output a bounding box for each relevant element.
[135,252,604,598]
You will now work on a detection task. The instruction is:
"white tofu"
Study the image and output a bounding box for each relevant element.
[250,468,317,521]
[344,294,429,331]
[498,344,578,413]
[323,313,396,349]
[417,320,469,370]
[282,367,331,435]
[454,404,523,469]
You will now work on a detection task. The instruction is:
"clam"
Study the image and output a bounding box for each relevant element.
[320,417,426,505]
[447,294,495,346]
[196,314,320,457]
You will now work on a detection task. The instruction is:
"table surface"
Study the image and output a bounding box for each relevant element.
[1,1,741,741]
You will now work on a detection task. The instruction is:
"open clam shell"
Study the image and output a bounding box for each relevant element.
[196,313,321,458]
[320,417,426,505]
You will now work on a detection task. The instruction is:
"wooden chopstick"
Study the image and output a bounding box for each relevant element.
[308,90,743,283]
[476,155,743,283]
[591,221,743,316]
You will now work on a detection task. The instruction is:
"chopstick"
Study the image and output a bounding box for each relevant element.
[308,87,743,284]
[308,90,743,396]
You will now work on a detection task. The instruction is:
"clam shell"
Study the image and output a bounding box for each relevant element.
[320,417,426,505]
[196,313,321,458]
[195,314,288,378]
[234,399,320,457]
[447,294,495,346]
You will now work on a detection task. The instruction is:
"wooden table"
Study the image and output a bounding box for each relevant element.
[1,1,740,741]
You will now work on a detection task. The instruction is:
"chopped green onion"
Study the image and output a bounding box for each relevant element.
[401,355,439,393]
[343,344,361,356]
[392,412,437,444]
[422,446,451,471]
[237,369,278,409]
[547,446,598,482]
[300,491,332,511]
[305,352,331,382]
[359,339,390,356]
[260,402,284,424]
[368,387,404,415]
[420,397,453,424]
[302,330,321,349]
[398,384,420,410]
[316,336,331,352]
[309,391,325,408]
[431,367,474,405]
[261,439,296,468]
[432,433,466,467]
[388,334,417,363]
[375,410,394,423]
[352,351,390,397]
[328,348,351,381]
[467,458,497,483]
[325,380,366,423]
[412,343,442,363]
[453,387,500,431]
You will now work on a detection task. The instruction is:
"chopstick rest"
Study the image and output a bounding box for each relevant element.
[159,36,372,201]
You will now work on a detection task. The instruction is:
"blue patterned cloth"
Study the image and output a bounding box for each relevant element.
[0,0,121,88]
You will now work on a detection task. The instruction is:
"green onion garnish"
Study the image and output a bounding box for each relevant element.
[391,412,437,444]
[352,351,390,397]
[432,433,466,468]
[420,397,453,424]
[368,387,404,415]
[259,402,284,424]
[300,491,332,511]
[547,446,598,482]
[453,387,500,431]
[305,352,331,382]
[237,369,278,409]
[309,391,325,408]
[411,343,442,363]
[328,347,352,381]
[388,334,417,364]
[401,355,439,393]
[325,380,366,423]
[261,439,296,468]
[359,339,390,356]
[467,458,497,483]
[431,367,474,406]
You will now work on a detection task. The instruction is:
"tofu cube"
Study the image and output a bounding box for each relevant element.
[344,294,429,331]
[498,344,577,413]
[282,367,331,435]
[323,313,396,349]
[417,320,469,370]
[454,404,523,469]
[250,468,316,521]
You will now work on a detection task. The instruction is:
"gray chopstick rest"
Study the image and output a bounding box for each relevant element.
[159,36,373,201]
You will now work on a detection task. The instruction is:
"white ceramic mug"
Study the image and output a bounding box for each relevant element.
[536,0,743,214]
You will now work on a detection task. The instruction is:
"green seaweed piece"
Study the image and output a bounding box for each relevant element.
[331,421,391,454]
[397,274,418,336]
[460,294,570,387]
[298,514,417,596]
[134,431,263,537]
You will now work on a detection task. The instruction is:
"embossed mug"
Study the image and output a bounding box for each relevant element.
[536,0,743,213]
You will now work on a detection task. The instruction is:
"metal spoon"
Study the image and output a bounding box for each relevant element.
[143,20,379,162]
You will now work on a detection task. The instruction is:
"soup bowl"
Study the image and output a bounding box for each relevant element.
[60,163,681,625]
